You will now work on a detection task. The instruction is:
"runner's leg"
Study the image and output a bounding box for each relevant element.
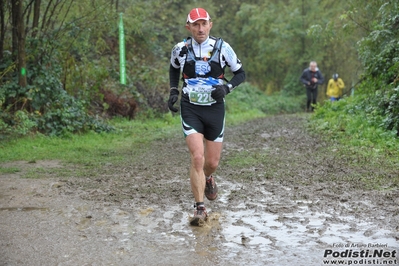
[186,133,206,203]
[204,140,223,177]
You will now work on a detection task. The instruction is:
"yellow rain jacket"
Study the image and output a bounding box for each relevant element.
[327,78,345,98]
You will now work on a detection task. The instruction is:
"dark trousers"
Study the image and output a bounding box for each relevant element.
[306,87,318,111]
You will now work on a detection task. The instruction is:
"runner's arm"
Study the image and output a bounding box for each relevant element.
[221,41,245,90]
[169,64,181,88]
[228,67,246,91]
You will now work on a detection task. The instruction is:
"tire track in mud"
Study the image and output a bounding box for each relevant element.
[0,113,398,265]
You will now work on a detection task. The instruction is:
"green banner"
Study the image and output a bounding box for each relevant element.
[119,13,126,85]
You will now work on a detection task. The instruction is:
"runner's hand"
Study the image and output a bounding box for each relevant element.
[168,88,179,112]
[211,85,230,102]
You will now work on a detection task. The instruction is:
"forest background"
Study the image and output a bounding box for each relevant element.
[0,0,399,148]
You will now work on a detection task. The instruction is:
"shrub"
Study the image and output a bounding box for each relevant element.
[227,82,306,115]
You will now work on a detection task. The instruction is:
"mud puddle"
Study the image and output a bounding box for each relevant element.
[1,175,398,266]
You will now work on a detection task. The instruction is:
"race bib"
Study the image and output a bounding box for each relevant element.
[188,86,216,105]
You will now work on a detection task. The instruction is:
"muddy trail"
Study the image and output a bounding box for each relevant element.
[0,114,398,266]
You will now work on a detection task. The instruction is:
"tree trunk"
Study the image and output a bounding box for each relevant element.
[32,0,41,38]
[0,0,4,62]
[11,0,18,61]
[14,0,27,87]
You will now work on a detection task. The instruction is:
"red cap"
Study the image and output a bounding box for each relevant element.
[186,8,211,23]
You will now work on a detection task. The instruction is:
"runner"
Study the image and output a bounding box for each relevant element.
[167,7,246,226]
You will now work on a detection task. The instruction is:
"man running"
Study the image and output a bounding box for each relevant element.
[167,7,245,226]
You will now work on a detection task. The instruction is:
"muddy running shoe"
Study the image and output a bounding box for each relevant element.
[190,206,208,226]
[205,175,218,200]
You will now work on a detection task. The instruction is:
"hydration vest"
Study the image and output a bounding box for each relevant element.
[180,37,226,82]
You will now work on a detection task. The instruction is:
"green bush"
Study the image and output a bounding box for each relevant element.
[310,95,399,151]
[0,110,36,140]
[354,1,399,136]
[227,82,306,115]
[33,91,114,136]
[0,45,114,138]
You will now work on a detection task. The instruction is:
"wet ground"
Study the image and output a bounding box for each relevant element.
[0,114,398,266]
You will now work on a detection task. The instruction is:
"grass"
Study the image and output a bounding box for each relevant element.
[226,82,305,116]
[225,150,269,169]
[0,113,179,164]
[0,115,183,178]
[310,96,399,156]
[0,166,20,174]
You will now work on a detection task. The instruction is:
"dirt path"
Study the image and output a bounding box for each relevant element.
[0,114,398,266]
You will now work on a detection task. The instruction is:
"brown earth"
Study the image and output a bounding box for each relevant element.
[0,113,398,266]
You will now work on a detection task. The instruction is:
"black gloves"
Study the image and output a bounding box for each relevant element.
[211,84,230,102]
[168,88,179,112]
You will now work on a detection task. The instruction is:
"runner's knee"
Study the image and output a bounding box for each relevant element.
[205,158,219,172]
[191,153,204,169]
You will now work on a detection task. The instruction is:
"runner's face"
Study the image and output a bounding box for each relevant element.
[186,20,212,44]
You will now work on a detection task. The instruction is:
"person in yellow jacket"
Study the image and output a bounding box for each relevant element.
[327,73,345,102]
